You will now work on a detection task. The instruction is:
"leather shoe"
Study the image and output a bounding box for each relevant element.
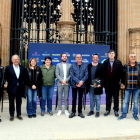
[87,111,94,116]
[104,111,110,116]
[69,113,75,118]
[10,116,14,121]
[95,112,100,118]
[28,115,32,118]
[32,114,36,118]
[114,111,119,117]
[0,119,1,122]
[17,115,23,120]
[78,113,85,118]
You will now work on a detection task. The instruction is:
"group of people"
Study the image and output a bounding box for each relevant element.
[0,49,139,122]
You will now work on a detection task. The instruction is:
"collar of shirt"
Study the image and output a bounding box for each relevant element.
[92,62,98,66]
[128,62,137,67]
[109,59,115,63]
[13,64,19,69]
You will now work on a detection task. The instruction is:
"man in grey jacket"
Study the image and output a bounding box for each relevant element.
[55,53,71,116]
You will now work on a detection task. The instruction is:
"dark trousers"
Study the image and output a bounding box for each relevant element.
[72,88,84,113]
[8,87,22,117]
[105,85,119,112]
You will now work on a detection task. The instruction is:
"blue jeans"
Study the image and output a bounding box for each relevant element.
[27,87,37,115]
[89,86,101,112]
[40,85,54,113]
[122,88,139,117]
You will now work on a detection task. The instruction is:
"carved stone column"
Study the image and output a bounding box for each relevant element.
[129,27,140,61]
[58,0,76,44]
[0,0,12,67]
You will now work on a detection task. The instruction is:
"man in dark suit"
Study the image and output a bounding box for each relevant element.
[69,54,88,118]
[103,50,123,117]
[5,55,25,121]
[86,53,104,117]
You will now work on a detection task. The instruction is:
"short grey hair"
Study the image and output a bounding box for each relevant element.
[129,52,136,58]
[11,54,20,60]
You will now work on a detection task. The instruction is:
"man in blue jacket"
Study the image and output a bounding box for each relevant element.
[69,54,88,118]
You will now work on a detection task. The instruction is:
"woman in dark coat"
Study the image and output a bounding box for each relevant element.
[25,58,42,118]
[0,58,5,122]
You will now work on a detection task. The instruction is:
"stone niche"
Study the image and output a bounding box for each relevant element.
[129,27,140,61]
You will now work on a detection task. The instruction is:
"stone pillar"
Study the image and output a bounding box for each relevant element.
[58,0,76,44]
[129,27,140,61]
[118,0,140,65]
[0,0,12,67]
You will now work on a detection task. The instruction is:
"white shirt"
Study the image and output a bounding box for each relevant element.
[62,63,68,85]
[63,64,66,80]
[13,64,20,79]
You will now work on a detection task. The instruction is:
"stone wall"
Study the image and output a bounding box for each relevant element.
[118,0,140,65]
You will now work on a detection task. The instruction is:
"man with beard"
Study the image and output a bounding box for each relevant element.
[55,53,71,116]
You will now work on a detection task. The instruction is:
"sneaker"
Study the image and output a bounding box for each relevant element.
[78,113,85,118]
[133,116,139,121]
[32,114,36,118]
[57,110,62,116]
[104,111,110,116]
[28,115,32,118]
[87,111,94,116]
[65,110,69,116]
[47,112,53,116]
[41,112,44,116]
[117,115,126,120]
[114,111,119,117]
[95,112,100,118]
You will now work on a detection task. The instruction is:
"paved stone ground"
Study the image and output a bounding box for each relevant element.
[0,99,140,140]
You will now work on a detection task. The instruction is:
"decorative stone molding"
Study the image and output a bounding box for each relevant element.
[129,27,140,61]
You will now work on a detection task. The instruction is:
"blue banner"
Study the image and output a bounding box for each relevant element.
[28,43,110,105]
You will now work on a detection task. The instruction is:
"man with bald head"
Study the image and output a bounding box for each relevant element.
[69,54,88,118]
[5,55,25,121]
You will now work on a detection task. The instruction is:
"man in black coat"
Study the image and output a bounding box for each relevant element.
[86,53,104,117]
[0,58,5,122]
[103,50,123,117]
[5,55,25,121]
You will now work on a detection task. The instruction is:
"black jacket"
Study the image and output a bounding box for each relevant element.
[122,62,140,89]
[25,66,42,97]
[103,59,123,90]
[0,66,5,88]
[5,64,25,94]
[86,63,104,95]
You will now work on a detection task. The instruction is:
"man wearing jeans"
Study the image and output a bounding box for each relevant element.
[118,53,140,121]
[86,53,104,117]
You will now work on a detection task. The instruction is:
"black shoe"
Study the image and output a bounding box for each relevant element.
[87,111,94,116]
[114,111,119,117]
[95,112,100,118]
[0,119,1,122]
[78,113,85,118]
[32,114,36,118]
[104,111,110,116]
[69,113,75,118]
[28,115,32,118]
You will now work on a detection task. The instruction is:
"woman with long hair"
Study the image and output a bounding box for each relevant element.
[40,56,55,116]
[25,58,42,118]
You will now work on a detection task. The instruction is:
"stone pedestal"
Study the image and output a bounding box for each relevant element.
[58,0,76,43]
